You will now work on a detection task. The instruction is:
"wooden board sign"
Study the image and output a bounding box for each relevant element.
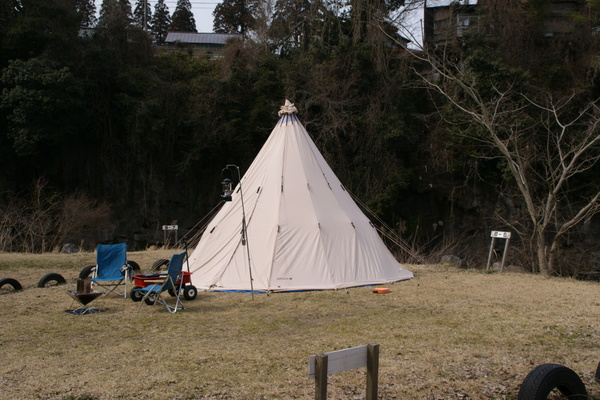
[308,345,368,379]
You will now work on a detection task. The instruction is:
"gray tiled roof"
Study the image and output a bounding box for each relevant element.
[165,32,242,45]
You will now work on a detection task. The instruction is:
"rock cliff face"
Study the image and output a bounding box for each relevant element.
[388,183,600,278]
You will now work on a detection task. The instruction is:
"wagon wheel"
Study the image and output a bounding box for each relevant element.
[144,293,158,305]
[183,285,197,301]
[130,286,144,302]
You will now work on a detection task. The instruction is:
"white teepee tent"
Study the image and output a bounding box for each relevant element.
[187,100,413,292]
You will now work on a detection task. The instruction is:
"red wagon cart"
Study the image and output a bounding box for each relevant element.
[130,271,197,302]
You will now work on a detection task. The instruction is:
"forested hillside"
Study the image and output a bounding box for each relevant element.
[1,0,599,278]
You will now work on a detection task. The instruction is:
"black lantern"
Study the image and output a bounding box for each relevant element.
[221,178,233,202]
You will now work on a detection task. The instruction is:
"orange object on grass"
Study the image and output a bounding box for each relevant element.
[372,287,389,294]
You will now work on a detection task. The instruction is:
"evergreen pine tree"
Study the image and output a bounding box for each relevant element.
[151,0,171,44]
[213,0,255,35]
[170,0,196,32]
[74,0,97,27]
[133,0,151,30]
[270,0,309,46]
[98,0,132,28]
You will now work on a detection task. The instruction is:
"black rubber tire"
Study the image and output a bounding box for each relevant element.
[127,260,140,273]
[595,361,600,384]
[0,278,23,292]
[79,265,96,279]
[144,293,157,305]
[183,285,197,301]
[518,363,587,400]
[37,273,66,288]
[168,287,177,297]
[151,258,169,271]
[130,287,143,302]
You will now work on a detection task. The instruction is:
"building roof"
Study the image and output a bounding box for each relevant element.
[165,32,242,45]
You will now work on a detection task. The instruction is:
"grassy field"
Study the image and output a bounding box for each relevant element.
[0,250,598,400]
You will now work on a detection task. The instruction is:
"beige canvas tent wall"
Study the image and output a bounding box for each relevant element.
[187,101,413,292]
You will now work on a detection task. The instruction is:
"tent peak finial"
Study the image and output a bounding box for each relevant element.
[278,99,297,116]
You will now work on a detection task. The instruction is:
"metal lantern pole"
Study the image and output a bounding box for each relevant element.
[223,164,255,300]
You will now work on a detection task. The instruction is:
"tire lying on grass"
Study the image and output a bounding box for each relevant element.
[518,363,587,400]
[0,278,23,292]
[127,260,140,273]
[595,361,600,384]
[79,265,96,280]
[120,261,141,282]
[37,273,66,288]
[151,258,169,271]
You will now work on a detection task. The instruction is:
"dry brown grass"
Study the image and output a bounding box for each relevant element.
[0,250,599,400]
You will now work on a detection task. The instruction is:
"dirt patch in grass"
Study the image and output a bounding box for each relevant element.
[0,251,598,399]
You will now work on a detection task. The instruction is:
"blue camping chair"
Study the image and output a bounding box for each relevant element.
[135,252,186,313]
[91,243,130,297]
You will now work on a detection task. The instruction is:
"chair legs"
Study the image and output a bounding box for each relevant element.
[92,280,127,298]
[136,282,185,313]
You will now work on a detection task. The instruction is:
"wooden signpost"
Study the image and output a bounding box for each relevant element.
[308,343,379,400]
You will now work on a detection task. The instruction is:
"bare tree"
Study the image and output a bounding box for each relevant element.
[408,47,600,275]
[0,180,113,252]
